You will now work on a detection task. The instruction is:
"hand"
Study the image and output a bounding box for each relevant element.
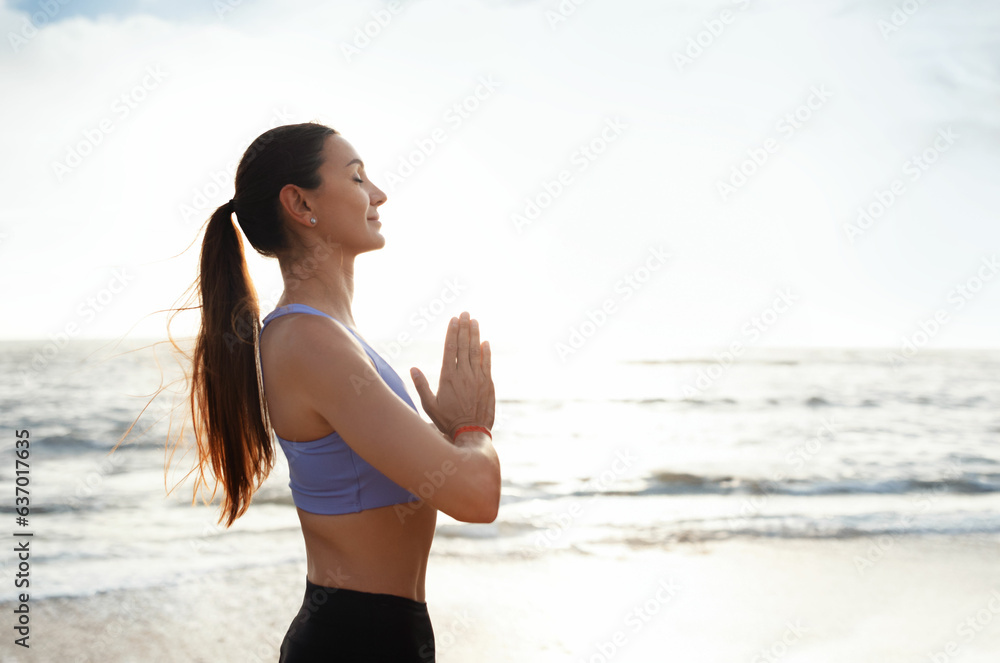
[410,311,495,440]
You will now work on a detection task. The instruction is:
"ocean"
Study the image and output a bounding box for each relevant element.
[1,339,998,601]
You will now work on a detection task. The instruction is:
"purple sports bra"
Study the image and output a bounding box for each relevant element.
[260,303,420,515]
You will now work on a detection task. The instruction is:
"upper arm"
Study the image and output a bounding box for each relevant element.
[285,316,499,522]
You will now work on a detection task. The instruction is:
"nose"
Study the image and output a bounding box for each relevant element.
[371,184,387,207]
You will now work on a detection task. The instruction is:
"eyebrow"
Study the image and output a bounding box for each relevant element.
[345,158,365,168]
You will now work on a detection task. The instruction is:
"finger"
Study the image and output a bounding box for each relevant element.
[485,386,496,429]
[484,367,496,429]
[410,368,433,406]
[440,317,458,376]
[456,311,471,373]
[412,369,447,429]
[470,318,481,369]
[481,340,492,381]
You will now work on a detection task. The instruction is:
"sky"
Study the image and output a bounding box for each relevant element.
[1,0,998,363]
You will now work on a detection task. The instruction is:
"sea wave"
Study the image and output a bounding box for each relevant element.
[579,471,1000,498]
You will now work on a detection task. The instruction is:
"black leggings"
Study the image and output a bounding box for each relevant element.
[278,577,435,662]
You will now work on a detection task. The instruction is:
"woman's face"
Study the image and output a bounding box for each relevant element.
[308,133,387,254]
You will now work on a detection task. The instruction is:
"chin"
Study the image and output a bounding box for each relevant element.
[357,235,386,254]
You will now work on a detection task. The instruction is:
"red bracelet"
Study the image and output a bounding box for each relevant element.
[452,425,492,441]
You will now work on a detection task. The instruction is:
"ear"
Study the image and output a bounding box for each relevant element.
[278,183,314,228]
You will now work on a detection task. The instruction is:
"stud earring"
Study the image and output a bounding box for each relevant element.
[309,217,317,225]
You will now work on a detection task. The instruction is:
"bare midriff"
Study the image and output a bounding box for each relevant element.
[295,498,437,602]
[260,314,439,602]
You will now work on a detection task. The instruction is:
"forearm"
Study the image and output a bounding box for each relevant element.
[452,430,501,521]
[430,426,501,488]
[453,429,495,460]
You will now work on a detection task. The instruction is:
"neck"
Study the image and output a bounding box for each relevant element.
[277,247,358,328]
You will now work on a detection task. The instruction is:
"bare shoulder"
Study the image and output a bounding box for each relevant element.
[275,314,378,398]
[262,312,499,523]
[262,313,370,380]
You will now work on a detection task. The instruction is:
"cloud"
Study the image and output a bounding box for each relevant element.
[1,0,998,351]
[6,0,236,24]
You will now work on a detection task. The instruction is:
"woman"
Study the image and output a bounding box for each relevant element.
[184,122,500,661]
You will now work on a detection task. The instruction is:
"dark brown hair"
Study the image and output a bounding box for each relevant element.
[118,122,337,526]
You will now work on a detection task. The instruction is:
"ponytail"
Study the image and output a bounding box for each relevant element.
[190,202,273,527]
[115,122,337,527]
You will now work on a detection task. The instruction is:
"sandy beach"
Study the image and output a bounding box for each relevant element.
[4,534,999,662]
